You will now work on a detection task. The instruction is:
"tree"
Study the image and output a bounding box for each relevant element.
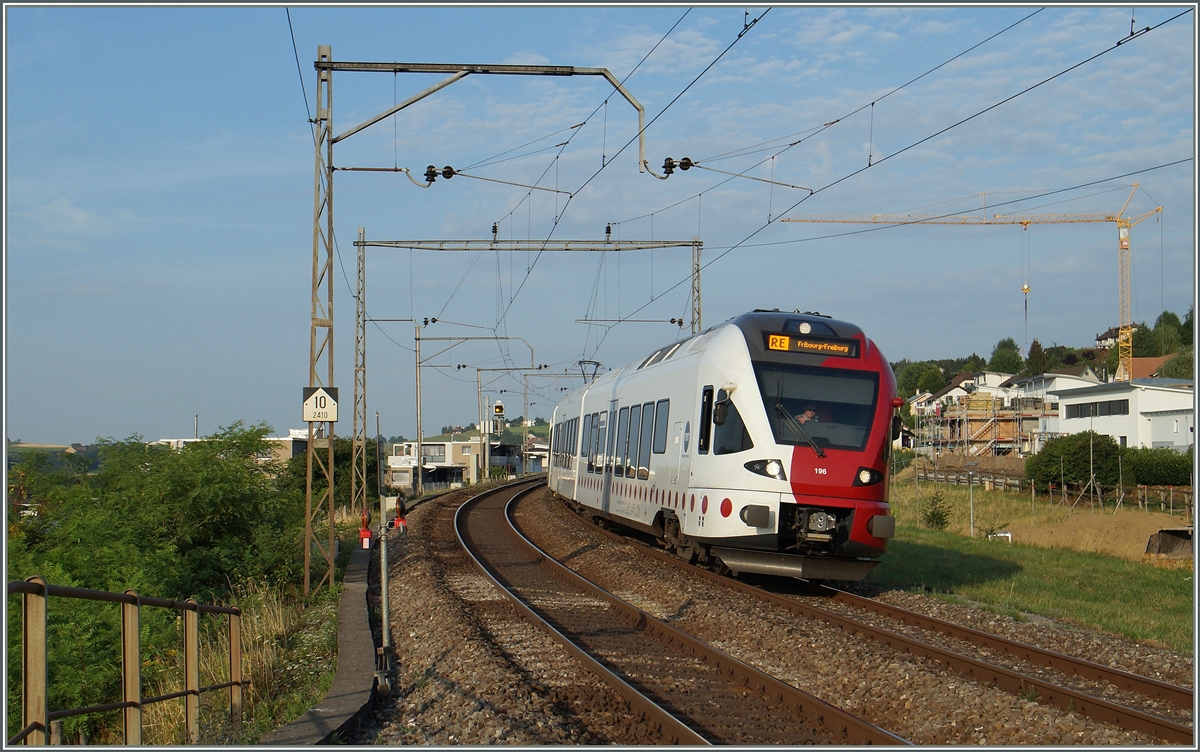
[988,337,1023,374]
[1022,339,1047,377]
[897,361,938,396]
[1179,307,1193,348]
[917,367,947,395]
[1158,347,1194,379]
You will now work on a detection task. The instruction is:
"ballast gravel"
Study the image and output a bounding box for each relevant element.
[349,486,1192,745]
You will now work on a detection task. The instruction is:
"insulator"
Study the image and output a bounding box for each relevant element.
[662,157,675,176]
[605,223,612,240]
[491,222,498,238]
[679,157,693,171]
[424,165,437,183]
[441,166,455,179]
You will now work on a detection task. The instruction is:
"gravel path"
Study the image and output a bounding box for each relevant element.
[351,485,1192,745]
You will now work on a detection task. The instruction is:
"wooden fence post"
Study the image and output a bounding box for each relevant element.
[23,576,48,746]
[122,590,142,745]
[185,599,199,744]
[229,612,242,735]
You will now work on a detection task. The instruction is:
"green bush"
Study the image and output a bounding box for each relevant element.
[1122,446,1195,487]
[1025,431,1123,491]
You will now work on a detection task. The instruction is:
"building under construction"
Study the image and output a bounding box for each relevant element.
[914,391,1060,458]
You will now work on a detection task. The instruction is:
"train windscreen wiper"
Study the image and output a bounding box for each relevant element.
[775,404,825,458]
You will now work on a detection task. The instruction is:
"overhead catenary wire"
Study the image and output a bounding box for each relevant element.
[610,7,1046,231]
[496,9,769,331]
[429,6,699,340]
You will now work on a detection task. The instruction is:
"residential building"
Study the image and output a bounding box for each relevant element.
[1095,326,1120,349]
[1050,378,1194,451]
[387,437,483,492]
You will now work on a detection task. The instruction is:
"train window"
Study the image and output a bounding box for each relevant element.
[638,402,654,479]
[652,399,670,453]
[755,362,879,451]
[698,386,714,454]
[712,389,754,455]
[614,407,629,477]
[580,414,591,459]
[626,404,642,477]
[661,341,684,361]
[587,413,600,473]
[604,406,618,473]
[597,411,609,473]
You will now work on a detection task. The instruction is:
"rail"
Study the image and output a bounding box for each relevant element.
[7,577,248,746]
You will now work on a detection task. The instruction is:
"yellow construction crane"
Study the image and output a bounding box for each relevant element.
[782,184,1161,381]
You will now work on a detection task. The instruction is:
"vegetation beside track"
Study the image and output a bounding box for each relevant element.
[871,481,1194,654]
[6,424,352,744]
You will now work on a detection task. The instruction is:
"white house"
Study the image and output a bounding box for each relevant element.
[387,437,484,491]
[1050,378,1194,451]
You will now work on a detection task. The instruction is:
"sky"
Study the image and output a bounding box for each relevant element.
[3,4,1196,446]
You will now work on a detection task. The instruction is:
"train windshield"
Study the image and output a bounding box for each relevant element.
[754,362,879,451]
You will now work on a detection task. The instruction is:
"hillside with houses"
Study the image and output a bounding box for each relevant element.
[893,309,1193,459]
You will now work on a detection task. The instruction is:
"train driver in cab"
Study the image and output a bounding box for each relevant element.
[796,403,819,424]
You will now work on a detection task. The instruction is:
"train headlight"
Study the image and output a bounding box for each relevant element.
[853,467,884,486]
[807,510,836,532]
[744,459,787,481]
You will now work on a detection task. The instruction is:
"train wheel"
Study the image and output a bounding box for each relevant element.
[663,518,696,564]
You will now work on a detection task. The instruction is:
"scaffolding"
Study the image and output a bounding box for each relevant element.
[915,394,1060,458]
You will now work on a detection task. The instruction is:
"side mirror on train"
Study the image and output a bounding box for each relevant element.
[891,414,902,441]
[713,400,729,426]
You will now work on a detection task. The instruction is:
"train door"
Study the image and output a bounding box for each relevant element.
[600,399,619,513]
[669,421,684,485]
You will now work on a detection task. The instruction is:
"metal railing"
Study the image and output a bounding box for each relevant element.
[7,576,248,745]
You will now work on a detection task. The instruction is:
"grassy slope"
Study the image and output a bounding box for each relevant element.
[867,522,1194,654]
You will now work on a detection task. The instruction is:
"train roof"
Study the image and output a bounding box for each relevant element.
[622,310,866,375]
[731,309,864,339]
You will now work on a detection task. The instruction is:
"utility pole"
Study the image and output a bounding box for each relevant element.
[305,53,658,585]
[304,45,336,596]
[352,228,368,528]
[414,326,423,497]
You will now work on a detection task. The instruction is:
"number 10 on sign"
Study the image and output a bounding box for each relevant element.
[302,387,339,423]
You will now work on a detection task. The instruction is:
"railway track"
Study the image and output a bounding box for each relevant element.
[455,479,908,745]
[519,485,1192,745]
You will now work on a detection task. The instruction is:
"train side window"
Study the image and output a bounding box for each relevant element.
[698,386,714,454]
[587,413,600,473]
[604,407,617,473]
[579,415,589,458]
[614,407,629,477]
[592,414,604,472]
[712,389,754,455]
[626,404,642,477]
[638,402,654,479]
[652,399,670,453]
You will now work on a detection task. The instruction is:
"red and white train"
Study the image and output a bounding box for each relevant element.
[548,310,901,581]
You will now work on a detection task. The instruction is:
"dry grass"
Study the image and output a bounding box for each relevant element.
[141,580,340,744]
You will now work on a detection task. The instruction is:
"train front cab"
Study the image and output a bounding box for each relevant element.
[689,313,899,581]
